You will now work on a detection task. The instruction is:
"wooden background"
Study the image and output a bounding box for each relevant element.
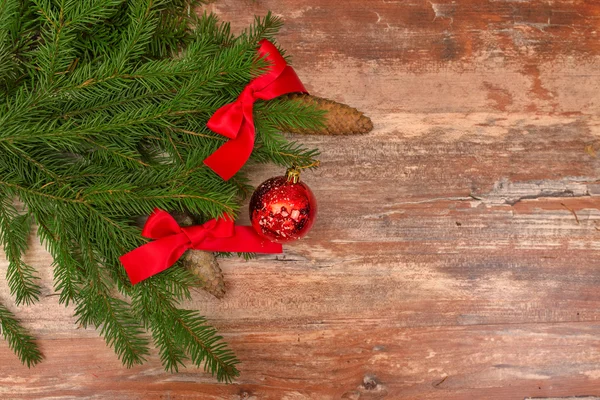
[2,0,600,399]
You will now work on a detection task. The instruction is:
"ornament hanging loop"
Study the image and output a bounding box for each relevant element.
[285,160,321,183]
[286,166,301,183]
[286,160,320,183]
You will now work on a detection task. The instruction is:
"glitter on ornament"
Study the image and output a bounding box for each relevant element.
[249,167,317,243]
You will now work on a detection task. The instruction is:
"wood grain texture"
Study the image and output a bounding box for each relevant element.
[3,0,600,399]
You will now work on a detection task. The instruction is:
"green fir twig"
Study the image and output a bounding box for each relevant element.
[0,301,42,367]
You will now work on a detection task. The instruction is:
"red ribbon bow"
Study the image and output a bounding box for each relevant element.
[204,39,307,181]
[120,208,282,285]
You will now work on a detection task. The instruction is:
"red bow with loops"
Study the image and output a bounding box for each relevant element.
[203,39,307,180]
[120,209,282,285]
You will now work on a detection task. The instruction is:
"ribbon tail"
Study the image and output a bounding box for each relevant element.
[120,234,190,285]
[203,118,256,181]
[193,226,283,253]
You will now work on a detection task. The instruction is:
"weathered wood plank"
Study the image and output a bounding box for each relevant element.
[528,398,600,400]
[3,0,600,399]
[4,323,600,399]
[208,0,600,114]
[210,0,600,63]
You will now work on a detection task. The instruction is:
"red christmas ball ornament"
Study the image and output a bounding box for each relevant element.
[250,167,317,243]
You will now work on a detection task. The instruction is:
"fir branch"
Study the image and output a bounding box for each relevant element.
[109,0,163,71]
[194,12,234,48]
[52,213,149,366]
[131,272,240,380]
[257,96,327,133]
[0,2,320,381]
[150,310,188,372]
[0,180,83,204]
[32,0,77,85]
[75,287,149,367]
[0,195,41,306]
[32,209,84,306]
[242,11,284,46]
[172,309,240,382]
[0,301,43,367]
[0,0,20,88]
[253,99,322,168]
[148,0,204,58]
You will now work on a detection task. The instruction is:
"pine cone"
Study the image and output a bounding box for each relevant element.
[281,93,373,135]
[182,249,226,299]
[135,211,226,299]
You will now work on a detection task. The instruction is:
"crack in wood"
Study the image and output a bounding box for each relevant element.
[473,178,596,206]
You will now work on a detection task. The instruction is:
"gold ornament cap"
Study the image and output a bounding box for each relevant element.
[286,166,301,183]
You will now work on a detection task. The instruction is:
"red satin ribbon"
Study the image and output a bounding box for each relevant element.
[204,39,307,181]
[120,209,282,285]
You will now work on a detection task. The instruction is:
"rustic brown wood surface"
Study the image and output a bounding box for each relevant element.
[2,0,600,399]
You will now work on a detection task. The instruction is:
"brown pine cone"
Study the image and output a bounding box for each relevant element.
[182,249,226,299]
[281,93,373,135]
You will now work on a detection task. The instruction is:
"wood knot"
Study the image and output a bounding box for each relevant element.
[362,375,379,390]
